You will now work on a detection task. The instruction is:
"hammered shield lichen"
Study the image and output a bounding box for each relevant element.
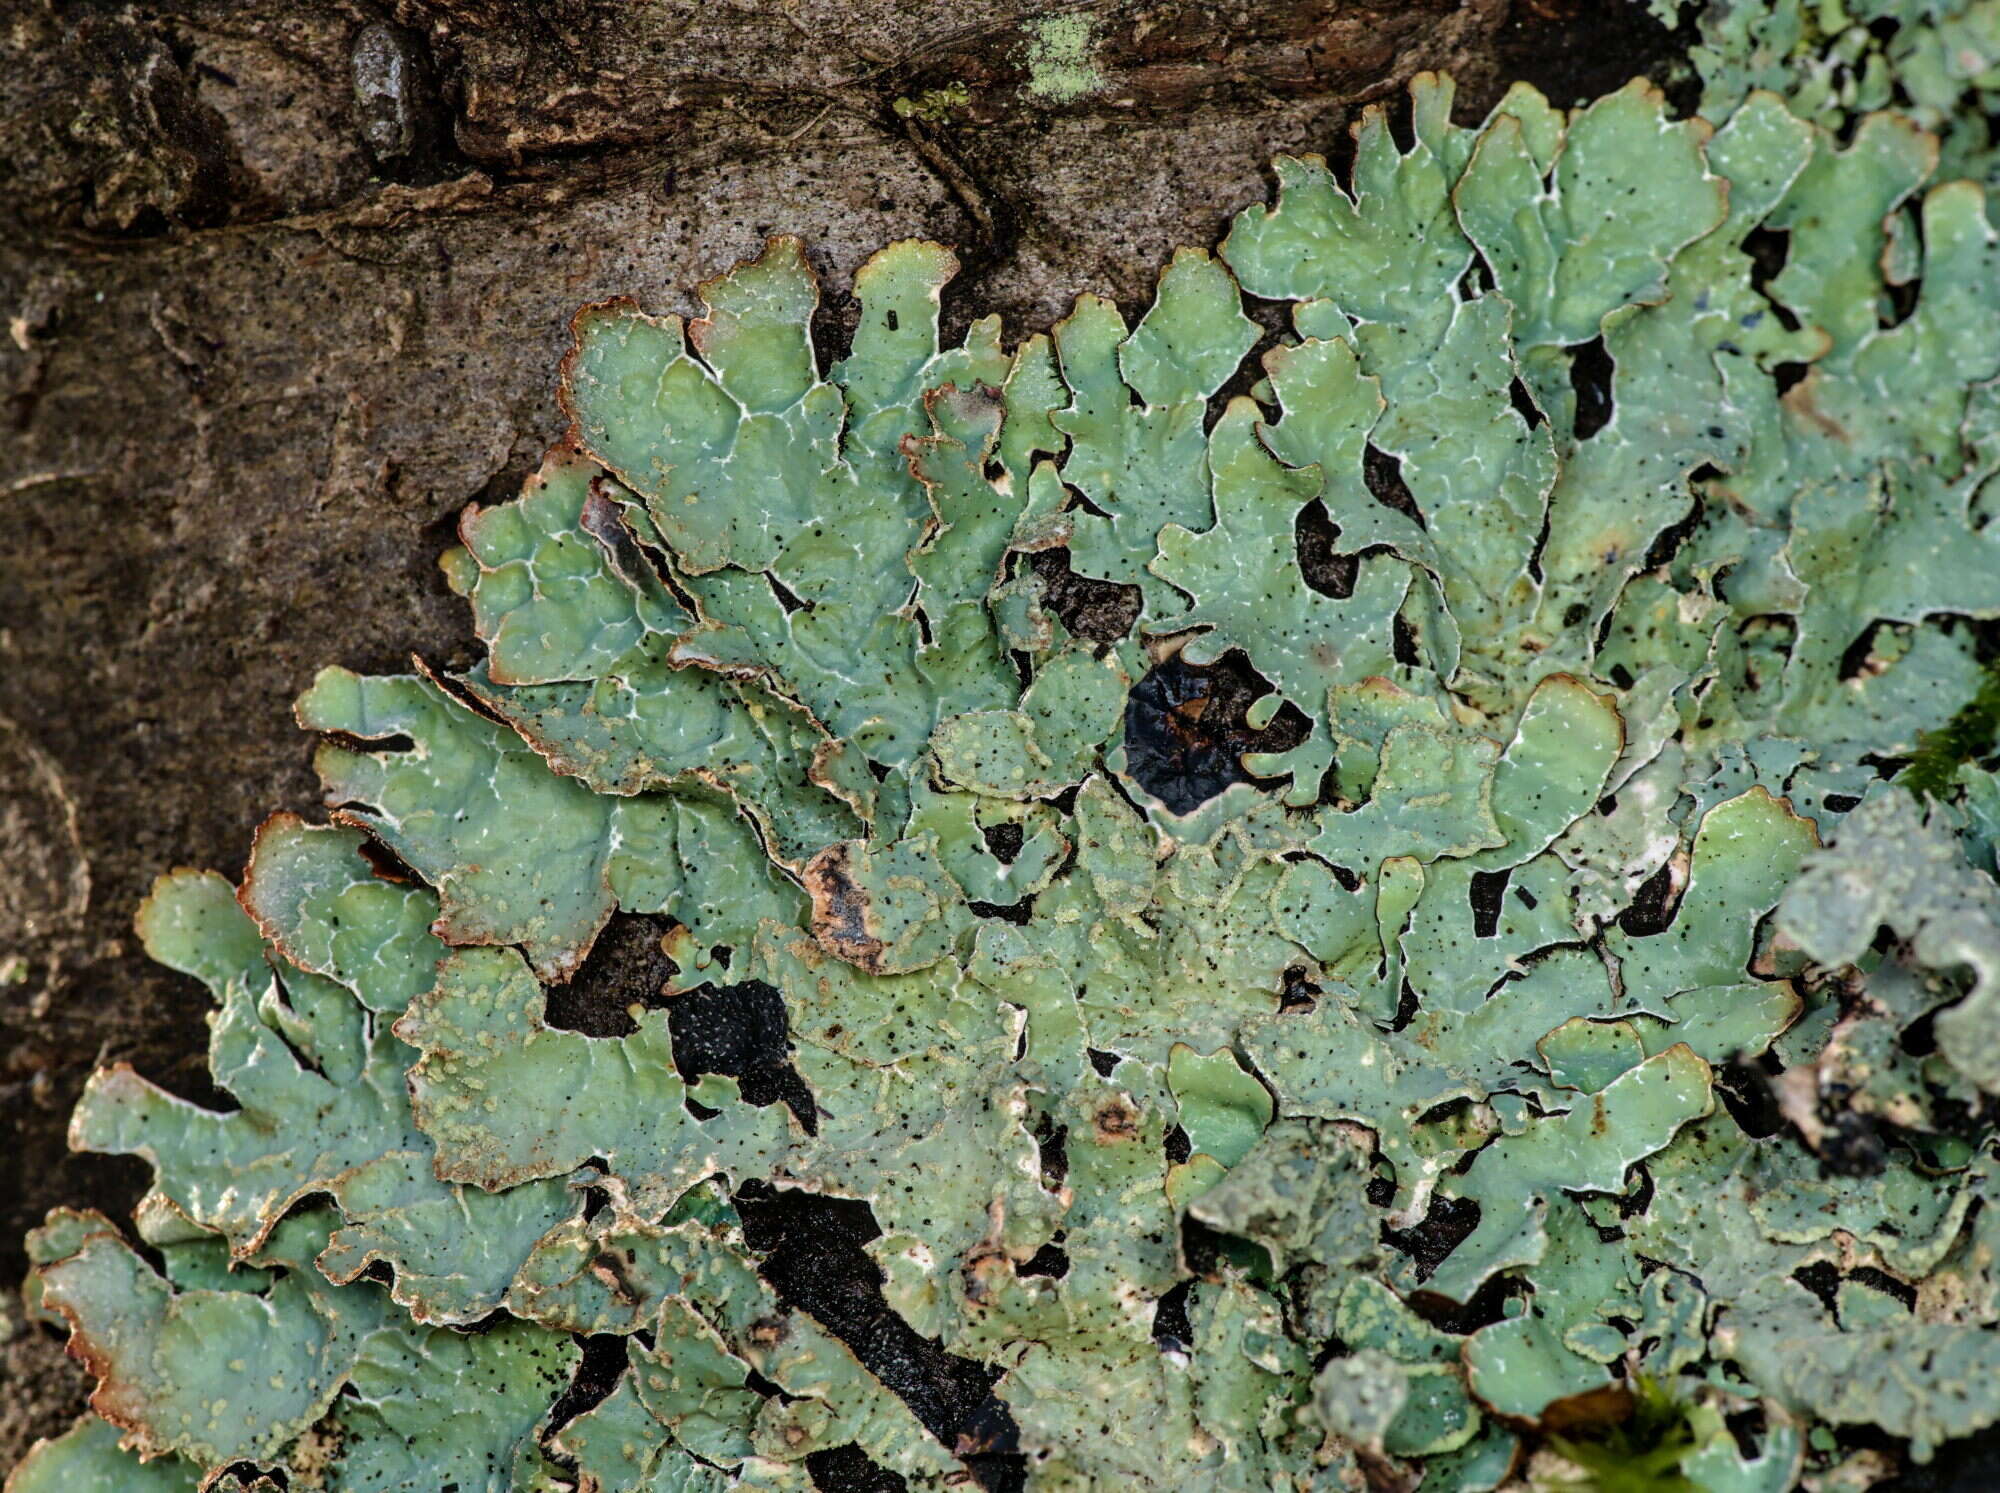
[13,62,2000,1493]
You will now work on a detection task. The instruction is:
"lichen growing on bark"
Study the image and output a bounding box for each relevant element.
[13,59,2000,1493]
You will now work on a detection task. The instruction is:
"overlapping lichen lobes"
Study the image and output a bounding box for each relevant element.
[1659,0,2000,191]
[19,65,2000,1493]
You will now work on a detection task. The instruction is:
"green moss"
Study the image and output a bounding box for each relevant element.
[1549,1376,1702,1493]
[892,83,971,126]
[1906,657,2000,798]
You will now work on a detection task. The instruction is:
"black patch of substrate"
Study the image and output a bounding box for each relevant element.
[1034,1114,1069,1186]
[808,1443,909,1493]
[1714,1056,1785,1138]
[1151,1279,1195,1354]
[1814,1098,1890,1177]
[1568,335,1616,440]
[1468,867,1511,939]
[1874,1424,2000,1491]
[1279,965,1320,1012]
[1295,499,1360,600]
[545,1333,632,1435]
[981,821,1024,862]
[543,912,679,1038]
[733,1182,1026,1493]
[968,896,1034,925]
[1403,1271,1524,1336]
[1362,444,1425,526]
[1486,0,1697,114]
[1018,1239,1070,1279]
[1617,861,1682,936]
[1381,1195,1481,1283]
[1029,548,1141,643]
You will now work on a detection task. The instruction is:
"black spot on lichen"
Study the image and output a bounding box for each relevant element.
[668,978,818,1134]
[1569,335,1616,440]
[1123,649,1310,813]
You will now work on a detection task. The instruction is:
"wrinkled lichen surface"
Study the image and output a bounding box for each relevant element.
[13,49,2000,1493]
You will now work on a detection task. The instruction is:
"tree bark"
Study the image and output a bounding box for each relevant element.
[0,0,1682,1456]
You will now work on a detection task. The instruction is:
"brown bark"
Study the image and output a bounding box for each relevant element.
[0,0,1682,1455]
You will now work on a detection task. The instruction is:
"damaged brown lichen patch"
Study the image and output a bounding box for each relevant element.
[804,842,882,971]
[1090,1094,1142,1144]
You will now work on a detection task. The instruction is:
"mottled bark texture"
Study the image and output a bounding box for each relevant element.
[0,0,1683,1455]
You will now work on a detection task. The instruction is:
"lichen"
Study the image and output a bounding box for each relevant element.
[1657,0,2000,189]
[13,54,2000,1493]
[1020,15,1102,106]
